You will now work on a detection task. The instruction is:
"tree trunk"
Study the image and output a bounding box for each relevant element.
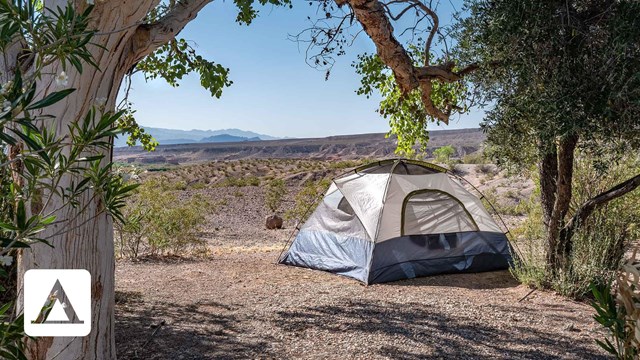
[15,1,159,359]
[539,146,558,230]
[544,134,578,273]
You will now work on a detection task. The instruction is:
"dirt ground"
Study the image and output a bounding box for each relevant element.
[115,248,607,359]
[113,161,607,359]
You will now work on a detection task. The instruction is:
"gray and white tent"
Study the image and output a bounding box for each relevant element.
[279,159,513,284]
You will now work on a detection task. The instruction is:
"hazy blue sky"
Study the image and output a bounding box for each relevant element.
[123,1,483,138]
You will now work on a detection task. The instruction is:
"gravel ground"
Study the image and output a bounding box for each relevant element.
[114,165,606,359]
[194,186,294,249]
[115,250,608,359]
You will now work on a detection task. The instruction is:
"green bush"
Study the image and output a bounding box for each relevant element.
[554,155,640,297]
[214,176,260,187]
[511,154,640,298]
[285,179,331,223]
[265,179,286,213]
[433,145,456,167]
[189,181,207,190]
[115,178,212,258]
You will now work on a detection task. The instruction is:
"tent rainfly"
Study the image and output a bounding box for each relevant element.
[278,159,513,284]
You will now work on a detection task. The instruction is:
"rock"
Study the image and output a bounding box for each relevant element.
[265,214,283,229]
[564,323,580,332]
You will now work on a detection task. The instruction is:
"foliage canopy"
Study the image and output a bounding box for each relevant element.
[456,0,640,171]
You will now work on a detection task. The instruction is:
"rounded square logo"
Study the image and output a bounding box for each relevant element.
[24,269,91,337]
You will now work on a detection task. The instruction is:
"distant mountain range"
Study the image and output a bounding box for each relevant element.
[114,128,486,164]
[113,127,278,147]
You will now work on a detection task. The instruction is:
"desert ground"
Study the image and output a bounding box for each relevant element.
[113,158,608,359]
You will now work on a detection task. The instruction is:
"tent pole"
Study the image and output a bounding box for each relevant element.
[447,170,524,261]
[275,180,337,264]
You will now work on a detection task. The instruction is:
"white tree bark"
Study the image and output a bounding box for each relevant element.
[12,1,193,358]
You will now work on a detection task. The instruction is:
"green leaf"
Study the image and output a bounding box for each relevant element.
[16,200,26,229]
[0,237,30,248]
[0,222,19,231]
[41,215,56,225]
[25,89,75,110]
[0,132,18,146]
[11,128,42,152]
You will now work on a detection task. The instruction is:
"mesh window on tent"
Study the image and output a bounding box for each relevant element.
[402,190,479,235]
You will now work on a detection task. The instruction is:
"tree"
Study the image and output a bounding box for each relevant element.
[0,3,137,358]
[456,0,640,274]
[1,1,289,358]
[433,145,454,165]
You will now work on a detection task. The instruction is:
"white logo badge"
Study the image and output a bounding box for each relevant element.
[24,269,91,337]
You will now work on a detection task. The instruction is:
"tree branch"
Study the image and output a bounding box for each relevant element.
[337,0,491,124]
[405,0,438,66]
[127,0,213,67]
[561,173,640,240]
[341,0,420,94]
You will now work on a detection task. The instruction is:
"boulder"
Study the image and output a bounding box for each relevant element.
[265,214,283,230]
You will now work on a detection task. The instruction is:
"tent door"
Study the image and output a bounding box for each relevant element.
[401,189,479,236]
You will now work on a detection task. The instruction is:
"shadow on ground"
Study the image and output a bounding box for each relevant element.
[115,291,274,360]
[391,270,520,290]
[272,299,605,359]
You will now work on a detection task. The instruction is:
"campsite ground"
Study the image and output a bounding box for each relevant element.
[113,159,607,359]
[115,251,607,359]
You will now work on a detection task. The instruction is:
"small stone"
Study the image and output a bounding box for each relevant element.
[265,214,283,229]
[564,323,580,332]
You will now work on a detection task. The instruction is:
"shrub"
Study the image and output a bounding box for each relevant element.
[553,155,640,297]
[462,151,487,164]
[214,176,260,187]
[285,179,331,223]
[481,187,533,217]
[450,164,467,176]
[265,179,286,213]
[115,178,212,258]
[477,164,498,177]
[511,154,640,298]
[433,145,456,166]
[190,181,207,190]
[169,179,187,190]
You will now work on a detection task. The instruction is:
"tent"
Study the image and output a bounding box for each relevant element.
[278,159,513,284]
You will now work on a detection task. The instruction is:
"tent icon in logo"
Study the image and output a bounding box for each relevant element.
[31,279,84,324]
[24,269,91,336]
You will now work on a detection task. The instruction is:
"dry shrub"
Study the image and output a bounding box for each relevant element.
[115,178,213,258]
[214,176,260,187]
[462,151,487,164]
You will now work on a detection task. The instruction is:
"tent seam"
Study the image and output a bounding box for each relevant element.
[366,159,401,284]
